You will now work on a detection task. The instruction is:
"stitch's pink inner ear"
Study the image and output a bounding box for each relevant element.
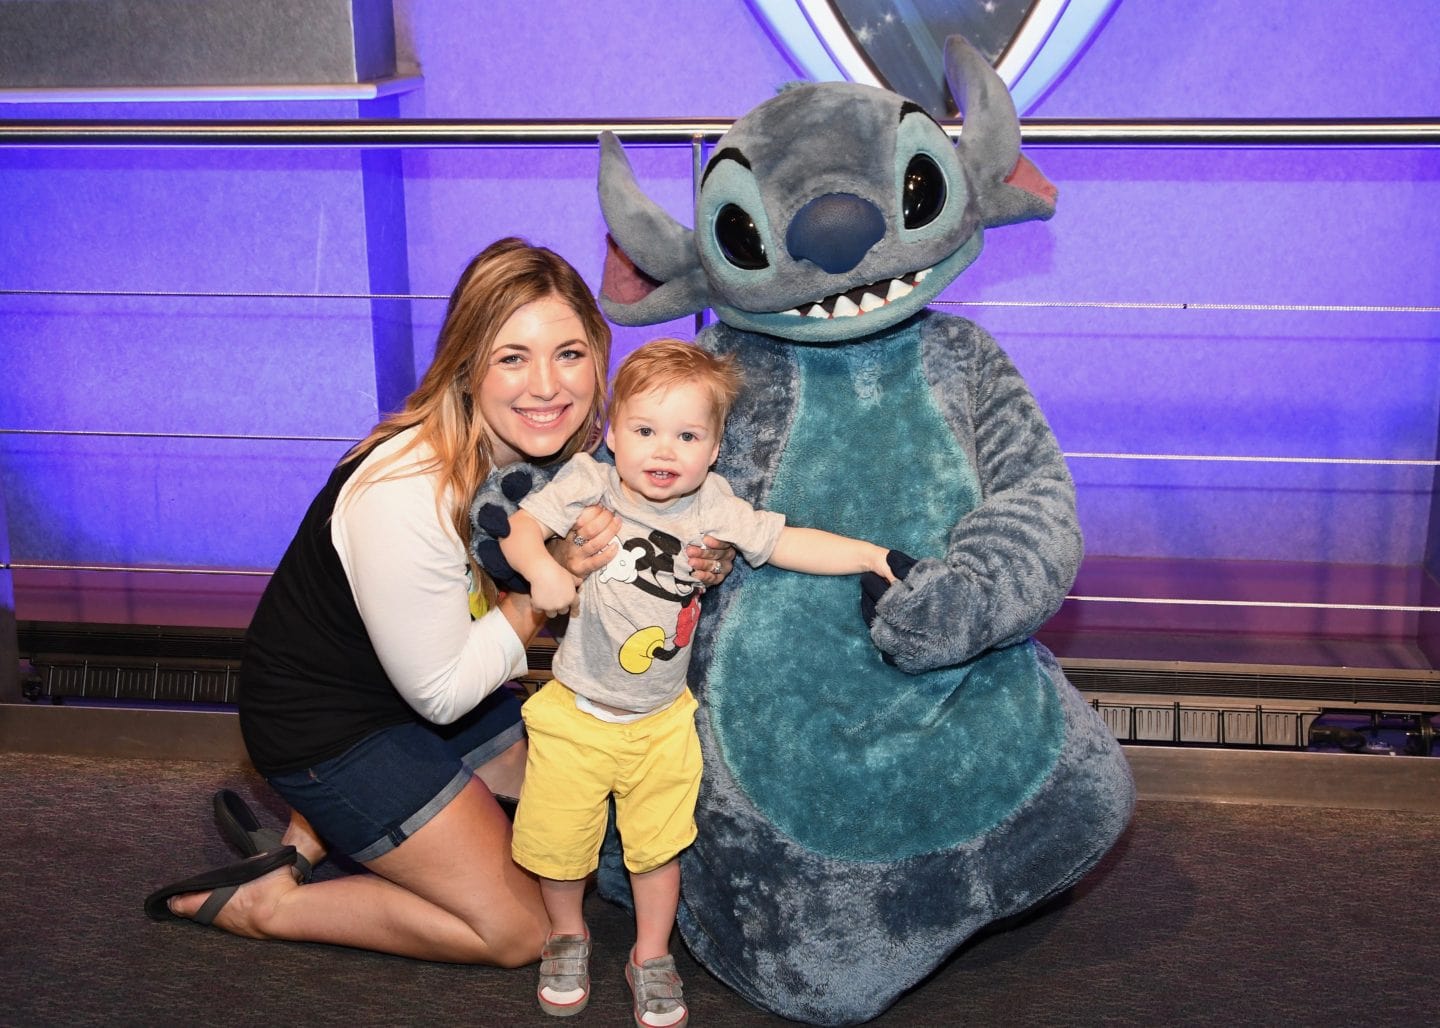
[1004,155,1058,206]
[601,234,662,305]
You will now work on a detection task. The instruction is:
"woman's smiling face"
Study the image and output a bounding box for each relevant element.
[479,295,598,466]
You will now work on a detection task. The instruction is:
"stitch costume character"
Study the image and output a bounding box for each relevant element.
[474,37,1134,1025]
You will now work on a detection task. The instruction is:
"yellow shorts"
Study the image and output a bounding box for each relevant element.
[512,680,701,879]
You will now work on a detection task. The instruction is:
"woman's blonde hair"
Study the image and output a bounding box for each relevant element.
[346,237,611,595]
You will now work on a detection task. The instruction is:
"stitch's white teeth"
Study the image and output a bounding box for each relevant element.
[780,266,934,319]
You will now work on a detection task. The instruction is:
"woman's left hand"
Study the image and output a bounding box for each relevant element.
[687,536,736,588]
[550,504,622,578]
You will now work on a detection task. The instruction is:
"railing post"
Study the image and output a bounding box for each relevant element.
[360,96,416,418]
[1421,417,1440,668]
[692,133,707,337]
[0,476,19,704]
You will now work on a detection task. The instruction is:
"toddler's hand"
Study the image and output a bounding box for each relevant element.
[869,545,900,583]
[531,565,579,619]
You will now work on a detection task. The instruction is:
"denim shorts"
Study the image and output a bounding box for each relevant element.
[266,688,525,863]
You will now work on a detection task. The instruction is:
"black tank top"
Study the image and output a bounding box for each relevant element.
[239,451,418,775]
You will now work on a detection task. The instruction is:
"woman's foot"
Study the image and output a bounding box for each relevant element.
[213,791,326,883]
[626,948,688,1028]
[160,857,300,938]
[537,932,591,1017]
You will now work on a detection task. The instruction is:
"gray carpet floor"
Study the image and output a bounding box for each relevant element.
[2,751,1436,1027]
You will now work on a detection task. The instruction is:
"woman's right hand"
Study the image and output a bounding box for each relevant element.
[549,504,621,578]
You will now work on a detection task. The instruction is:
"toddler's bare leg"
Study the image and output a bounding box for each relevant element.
[630,859,680,961]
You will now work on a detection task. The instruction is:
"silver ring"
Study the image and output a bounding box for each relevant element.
[572,533,586,547]
[711,560,722,574]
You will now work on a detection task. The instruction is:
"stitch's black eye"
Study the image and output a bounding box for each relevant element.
[714,203,769,270]
[902,153,946,229]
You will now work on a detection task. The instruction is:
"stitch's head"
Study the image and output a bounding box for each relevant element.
[599,36,1056,344]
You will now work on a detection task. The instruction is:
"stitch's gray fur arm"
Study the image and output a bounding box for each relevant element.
[868,318,1081,671]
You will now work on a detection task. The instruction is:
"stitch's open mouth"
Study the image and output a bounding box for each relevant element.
[777,267,932,319]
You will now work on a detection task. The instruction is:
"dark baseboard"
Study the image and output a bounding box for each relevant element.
[4,701,1437,813]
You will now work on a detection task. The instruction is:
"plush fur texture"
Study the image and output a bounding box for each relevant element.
[472,36,1134,1026]
[654,316,1132,1023]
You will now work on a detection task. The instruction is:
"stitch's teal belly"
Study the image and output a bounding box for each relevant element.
[708,333,1063,859]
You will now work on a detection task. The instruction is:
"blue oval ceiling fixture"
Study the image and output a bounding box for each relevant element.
[750,0,1118,115]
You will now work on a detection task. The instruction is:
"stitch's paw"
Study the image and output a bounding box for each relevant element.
[859,549,918,667]
[467,462,559,593]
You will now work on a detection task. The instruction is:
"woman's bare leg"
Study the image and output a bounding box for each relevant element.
[279,807,327,871]
[166,777,549,966]
[473,738,527,800]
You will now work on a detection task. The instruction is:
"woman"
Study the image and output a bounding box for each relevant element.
[144,238,732,966]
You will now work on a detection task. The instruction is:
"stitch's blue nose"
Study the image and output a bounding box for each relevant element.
[785,193,885,275]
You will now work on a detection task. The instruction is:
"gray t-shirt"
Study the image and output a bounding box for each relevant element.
[521,453,785,712]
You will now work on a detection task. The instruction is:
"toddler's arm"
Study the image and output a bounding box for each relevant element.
[768,527,896,582]
[500,510,578,617]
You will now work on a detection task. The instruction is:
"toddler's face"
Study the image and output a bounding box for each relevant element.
[606,381,721,505]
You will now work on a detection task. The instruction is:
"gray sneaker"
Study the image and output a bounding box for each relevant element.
[625,951,688,1028]
[537,933,591,1017]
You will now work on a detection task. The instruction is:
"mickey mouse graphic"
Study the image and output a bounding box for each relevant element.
[600,529,703,674]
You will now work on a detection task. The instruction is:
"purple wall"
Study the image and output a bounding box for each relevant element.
[390,0,803,377]
[1005,0,1440,565]
[962,143,1439,565]
[1,0,1436,627]
[1028,0,1438,118]
[0,102,376,576]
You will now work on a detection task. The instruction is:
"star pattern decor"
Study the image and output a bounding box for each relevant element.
[750,0,1118,115]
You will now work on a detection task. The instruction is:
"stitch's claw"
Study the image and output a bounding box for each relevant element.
[467,461,561,593]
[860,549,917,667]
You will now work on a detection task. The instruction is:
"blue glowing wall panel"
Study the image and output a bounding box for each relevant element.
[399,143,701,381]
[392,0,798,371]
[392,1,803,118]
[946,146,1440,566]
[1027,0,1439,119]
[1,102,382,572]
[0,0,1436,629]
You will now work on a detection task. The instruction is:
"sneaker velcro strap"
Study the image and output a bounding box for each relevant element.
[539,935,591,979]
[631,956,685,1007]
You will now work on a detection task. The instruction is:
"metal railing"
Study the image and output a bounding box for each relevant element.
[2,116,1438,634]
[2,116,1439,149]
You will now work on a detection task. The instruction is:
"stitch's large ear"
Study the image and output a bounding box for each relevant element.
[597,131,711,326]
[944,36,1057,227]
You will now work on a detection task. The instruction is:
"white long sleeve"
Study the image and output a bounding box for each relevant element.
[330,432,528,724]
